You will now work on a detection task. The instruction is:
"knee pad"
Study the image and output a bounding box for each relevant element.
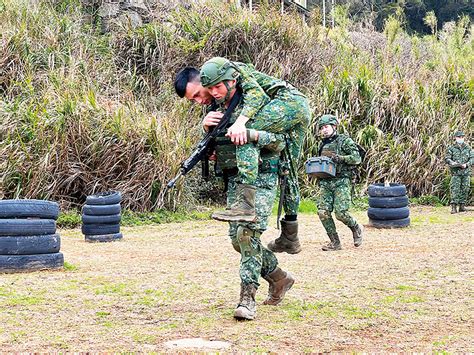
[335,210,349,221]
[237,226,260,259]
[231,240,241,253]
[318,209,331,220]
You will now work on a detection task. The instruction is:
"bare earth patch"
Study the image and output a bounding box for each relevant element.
[0,206,472,352]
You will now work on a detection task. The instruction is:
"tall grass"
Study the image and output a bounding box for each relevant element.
[0,0,472,209]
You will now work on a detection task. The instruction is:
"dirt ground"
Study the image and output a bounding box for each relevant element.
[0,206,472,352]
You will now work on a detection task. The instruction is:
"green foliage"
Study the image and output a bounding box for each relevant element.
[410,195,444,206]
[57,210,82,229]
[0,0,472,211]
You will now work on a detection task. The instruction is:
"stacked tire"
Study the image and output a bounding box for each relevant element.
[0,200,63,273]
[82,191,122,242]
[368,183,410,228]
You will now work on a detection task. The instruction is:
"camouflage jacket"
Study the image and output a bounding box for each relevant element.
[214,100,285,173]
[232,62,302,122]
[317,134,361,178]
[445,143,473,176]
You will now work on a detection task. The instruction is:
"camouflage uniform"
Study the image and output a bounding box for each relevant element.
[234,63,311,216]
[445,141,473,205]
[214,101,295,320]
[216,104,284,287]
[317,133,361,247]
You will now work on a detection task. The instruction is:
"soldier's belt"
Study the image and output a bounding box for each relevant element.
[222,158,279,177]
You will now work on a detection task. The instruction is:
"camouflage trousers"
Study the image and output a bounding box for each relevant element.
[317,177,358,236]
[450,175,471,204]
[236,88,311,216]
[228,172,279,288]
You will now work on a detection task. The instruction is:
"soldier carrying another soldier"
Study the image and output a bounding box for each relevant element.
[198,57,311,254]
[173,67,295,321]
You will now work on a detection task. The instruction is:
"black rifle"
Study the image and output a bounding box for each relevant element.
[166,88,243,189]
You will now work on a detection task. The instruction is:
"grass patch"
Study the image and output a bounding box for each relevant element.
[0,288,45,306]
[63,261,78,271]
[57,208,212,228]
[94,282,132,296]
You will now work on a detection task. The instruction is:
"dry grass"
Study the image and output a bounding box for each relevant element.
[1,1,472,209]
[0,206,472,352]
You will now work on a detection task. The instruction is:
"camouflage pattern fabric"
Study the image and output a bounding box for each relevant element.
[228,172,279,287]
[445,142,473,204]
[213,100,282,288]
[317,177,357,235]
[316,134,361,236]
[445,143,473,176]
[232,63,311,215]
[450,175,471,204]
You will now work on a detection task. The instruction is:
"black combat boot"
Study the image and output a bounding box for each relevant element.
[212,184,256,223]
[262,267,295,306]
[321,234,341,251]
[459,204,466,212]
[451,204,457,214]
[234,283,257,320]
[350,223,363,247]
[267,220,301,254]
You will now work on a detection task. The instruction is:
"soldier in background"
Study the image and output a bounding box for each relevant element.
[445,131,473,213]
[316,114,363,251]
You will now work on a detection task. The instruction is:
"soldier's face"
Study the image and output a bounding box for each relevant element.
[184,81,213,105]
[208,80,236,101]
[455,137,464,144]
[320,124,335,138]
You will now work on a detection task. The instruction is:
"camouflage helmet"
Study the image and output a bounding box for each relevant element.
[200,57,239,87]
[454,130,465,137]
[318,114,338,129]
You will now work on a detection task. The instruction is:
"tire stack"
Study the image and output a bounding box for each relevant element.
[368,183,410,228]
[0,200,64,273]
[82,191,122,242]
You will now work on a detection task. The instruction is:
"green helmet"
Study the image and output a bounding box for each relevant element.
[318,114,338,129]
[200,57,239,87]
[454,130,465,137]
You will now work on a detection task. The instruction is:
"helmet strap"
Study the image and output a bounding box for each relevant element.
[217,80,236,105]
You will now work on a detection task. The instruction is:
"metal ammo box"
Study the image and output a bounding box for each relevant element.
[305,157,336,178]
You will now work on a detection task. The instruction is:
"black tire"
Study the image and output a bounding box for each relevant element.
[368,183,407,197]
[82,213,121,225]
[368,207,410,220]
[369,217,410,228]
[85,191,121,206]
[81,223,120,236]
[0,200,60,220]
[82,204,121,216]
[0,219,56,236]
[0,253,64,273]
[0,234,60,255]
[368,196,409,208]
[85,233,123,243]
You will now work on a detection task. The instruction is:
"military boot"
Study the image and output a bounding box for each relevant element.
[321,234,341,251]
[262,267,295,306]
[451,204,457,214]
[459,204,466,212]
[350,223,363,247]
[212,184,256,223]
[267,220,301,254]
[234,283,257,320]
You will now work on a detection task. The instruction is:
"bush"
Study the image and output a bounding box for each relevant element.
[0,0,472,211]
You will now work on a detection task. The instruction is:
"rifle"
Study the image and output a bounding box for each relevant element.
[166,88,243,189]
